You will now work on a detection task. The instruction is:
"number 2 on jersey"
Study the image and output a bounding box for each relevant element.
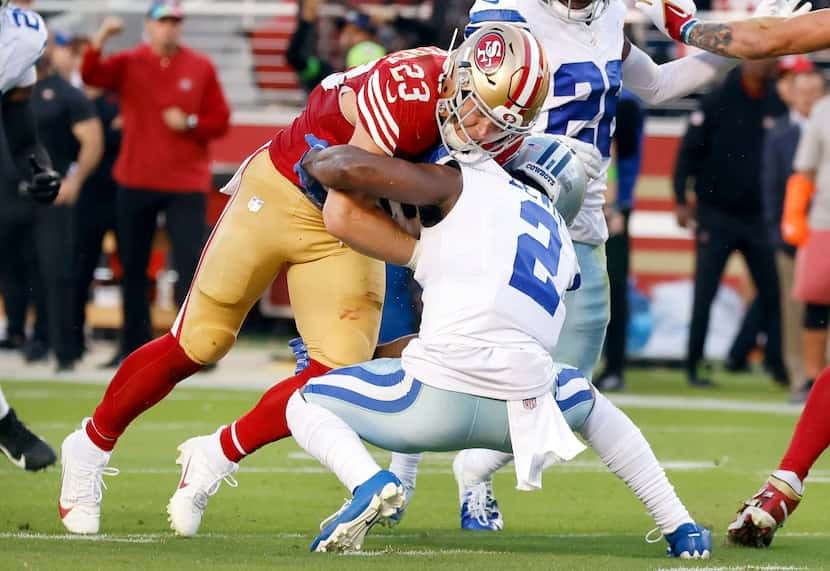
[508,200,563,316]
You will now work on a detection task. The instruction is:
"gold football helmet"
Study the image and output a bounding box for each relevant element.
[436,24,551,162]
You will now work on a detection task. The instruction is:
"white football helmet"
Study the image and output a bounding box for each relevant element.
[538,0,611,24]
[507,134,588,226]
[436,24,550,163]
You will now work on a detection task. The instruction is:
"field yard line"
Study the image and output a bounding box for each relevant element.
[343,549,509,556]
[0,532,157,544]
[610,394,803,415]
[29,421,219,431]
[653,567,807,571]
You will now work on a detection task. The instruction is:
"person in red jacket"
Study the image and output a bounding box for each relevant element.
[80,1,230,365]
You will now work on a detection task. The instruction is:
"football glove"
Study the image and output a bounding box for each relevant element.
[20,155,60,204]
[550,135,603,181]
[753,0,812,18]
[293,134,331,208]
[635,0,699,43]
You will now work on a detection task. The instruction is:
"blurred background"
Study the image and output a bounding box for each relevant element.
[2,0,829,400]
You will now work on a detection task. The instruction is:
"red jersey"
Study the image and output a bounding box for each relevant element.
[269,47,447,187]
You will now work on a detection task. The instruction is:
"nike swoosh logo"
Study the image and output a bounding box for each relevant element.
[385,82,397,104]
[178,457,192,489]
[58,501,73,520]
[0,444,25,469]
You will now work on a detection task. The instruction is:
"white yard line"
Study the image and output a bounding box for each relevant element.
[609,394,803,415]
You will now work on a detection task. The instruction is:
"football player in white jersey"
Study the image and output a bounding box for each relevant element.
[285,135,711,557]
[387,0,806,541]
[0,0,60,471]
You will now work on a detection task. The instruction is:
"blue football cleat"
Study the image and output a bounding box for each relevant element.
[377,482,414,528]
[460,482,504,531]
[310,470,405,553]
[665,523,712,559]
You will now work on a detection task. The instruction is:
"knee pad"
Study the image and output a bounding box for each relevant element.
[179,324,236,365]
[554,365,596,431]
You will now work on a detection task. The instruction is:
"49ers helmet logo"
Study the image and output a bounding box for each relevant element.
[475,32,506,73]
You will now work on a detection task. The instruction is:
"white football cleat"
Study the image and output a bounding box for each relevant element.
[167,428,238,537]
[58,420,118,534]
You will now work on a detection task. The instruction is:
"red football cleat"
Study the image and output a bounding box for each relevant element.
[727,476,802,548]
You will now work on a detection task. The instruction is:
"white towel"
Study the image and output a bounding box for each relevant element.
[507,391,586,491]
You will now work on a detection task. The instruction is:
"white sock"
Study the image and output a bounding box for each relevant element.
[453,449,514,502]
[389,453,422,490]
[579,392,693,535]
[0,387,9,420]
[285,391,380,492]
[772,469,804,496]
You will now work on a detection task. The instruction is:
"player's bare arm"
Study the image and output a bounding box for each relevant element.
[685,10,830,58]
[304,145,461,208]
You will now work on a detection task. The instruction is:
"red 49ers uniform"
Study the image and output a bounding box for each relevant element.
[175,47,449,370]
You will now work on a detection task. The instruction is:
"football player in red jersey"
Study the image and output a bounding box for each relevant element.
[57,24,551,536]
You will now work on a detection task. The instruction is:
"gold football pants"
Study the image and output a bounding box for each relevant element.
[172,148,385,369]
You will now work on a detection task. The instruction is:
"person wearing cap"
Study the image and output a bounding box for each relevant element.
[338,9,385,69]
[673,61,788,387]
[80,1,230,366]
[29,32,104,371]
[287,0,385,93]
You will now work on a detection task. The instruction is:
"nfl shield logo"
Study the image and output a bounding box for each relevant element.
[523,398,537,410]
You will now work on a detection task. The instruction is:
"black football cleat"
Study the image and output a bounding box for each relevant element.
[0,408,57,471]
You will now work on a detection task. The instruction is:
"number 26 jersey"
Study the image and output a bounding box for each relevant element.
[468,0,627,245]
[269,47,447,189]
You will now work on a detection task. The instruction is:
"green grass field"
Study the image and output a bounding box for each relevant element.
[2,369,829,570]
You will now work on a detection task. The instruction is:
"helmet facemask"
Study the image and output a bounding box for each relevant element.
[436,25,550,164]
[538,0,611,24]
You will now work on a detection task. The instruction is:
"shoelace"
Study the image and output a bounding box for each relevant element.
[465,483,490,526]
[67,464,120,504]
[644,527,663,544]
[484,484,500,520]
[190,471,239,511]
[319,498,352,532]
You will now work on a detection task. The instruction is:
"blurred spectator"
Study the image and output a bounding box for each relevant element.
[81,1,230,366]
[31,36,104,371]
[784,83,830,396]
[50,32,85,88]
[72,84,122,362]
[287,1,385,93]
[674,61,788,387]
[595,90,646,392]
[427,0,475,48]
[760,64,825,399]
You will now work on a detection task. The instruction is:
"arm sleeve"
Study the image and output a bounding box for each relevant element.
[793,103,826,173]
[622,43,738,105]
[1,95,51,181]
[191,63,231,141]
[672,103,710,204]
[81,47,129,92]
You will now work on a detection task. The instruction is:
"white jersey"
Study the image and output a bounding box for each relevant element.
[0,4,47,95]
[402,160,580,401]
[468,0,627,245]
